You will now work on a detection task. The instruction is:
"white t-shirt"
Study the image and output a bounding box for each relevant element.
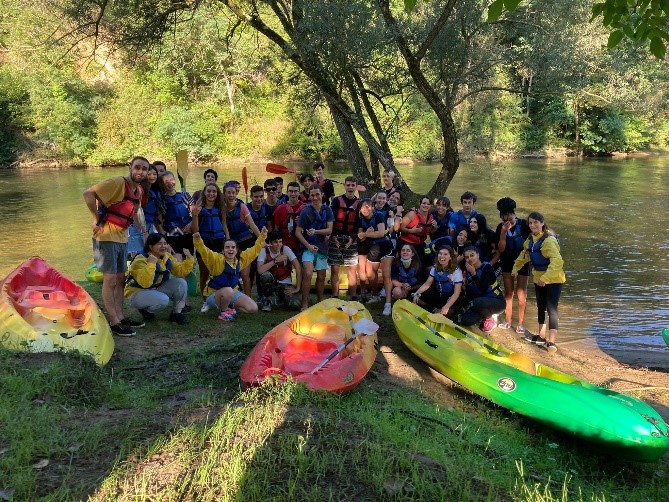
[258,246,297,285]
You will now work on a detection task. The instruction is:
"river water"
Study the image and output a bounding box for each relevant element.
[1,157,668,352]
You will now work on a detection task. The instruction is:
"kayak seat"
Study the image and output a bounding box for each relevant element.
[281,337,340,375]
[13,286,89,327]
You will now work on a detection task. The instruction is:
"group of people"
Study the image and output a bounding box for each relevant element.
[84,158,565,353]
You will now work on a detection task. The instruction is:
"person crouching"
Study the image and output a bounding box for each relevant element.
[256,230,303,311]
[124,233,194,325]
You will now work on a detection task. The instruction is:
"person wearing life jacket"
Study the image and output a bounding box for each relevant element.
[273,181,304,254]
[191,183,228,308]
[243,185,268,299]
[412,245,464,318]
[274,177,288,204]
[328,176,361,300]
[512,211,565,353]
[159,171,194,254]
[224,182,259,252]
[313,161,335,205]
[381,169,401,200]
[124,233,194,325]
[494,197,531,334]
[191,168,218,204]
[399,195,434,268]
[459,246,505,333]
[127,163,161,258]
[448,191,478,237]
[193,216,268,321]
[83,156,149,337]
[430,196,453,241]
[256,230,302,311]
[469,213,499,266]
[263,178,281,230]
[298,173,315,203]
[391,244,422,301]
[296,184,334,310]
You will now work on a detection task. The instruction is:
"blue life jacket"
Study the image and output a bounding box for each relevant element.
[359,211,388,244]
[503,218,526,258]
[143,190,161,227]
[247,202,267,231]
[449,209,477,229]
[163,192,191,231]
[431,209,452,240]
[126,253,172,289]
[227,200,253,242]
[199,206,226,240]
[528,235,551,271]
[466,263,502,299]
[394,263,419,286]
[432,269,456,296]
[305,205,329,245]
[208,260,241,290]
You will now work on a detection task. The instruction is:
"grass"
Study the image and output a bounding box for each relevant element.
[0,283,668,500]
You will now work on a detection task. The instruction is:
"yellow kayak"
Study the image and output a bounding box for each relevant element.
[0,257,114,365]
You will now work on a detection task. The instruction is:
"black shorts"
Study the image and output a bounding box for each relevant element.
[499,257,529,276]
[237,236,256,252]
[165,233,194,255]
[202,238,224,253]
[365,241,394,263]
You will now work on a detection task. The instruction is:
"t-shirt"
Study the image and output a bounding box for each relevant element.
[297,204,334,254]
[257,246,298,284]
[429,267,463,286]
[92,176,142,243]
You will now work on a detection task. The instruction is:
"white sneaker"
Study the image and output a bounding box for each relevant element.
[367,295,381,304]
[380,288,386,298]
[200,303,210,313]
[382,303,392,316]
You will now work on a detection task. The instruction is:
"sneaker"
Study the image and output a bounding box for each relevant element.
[359,291,369,304]
[182,305,192,314]
[111,323,136,337]
[262,300,272,312]
[380,288,386,298]
[480,317,496,333]
[546,342,558,353]
[367,295,381,304]
[138,308,155,323]
[382,303,392,316]
[200,303,211,313]
[498,322,511,330]
[524,334,546,346]
[515,325,525,334]
[120,318,145,329]
[224,308,238,318]
[217,311,234,321]
[169,312,189,325]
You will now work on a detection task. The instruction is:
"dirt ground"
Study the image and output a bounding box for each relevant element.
[109,311,669,423]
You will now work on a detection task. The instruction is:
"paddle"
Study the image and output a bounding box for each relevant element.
[266,162,367,192]
[176,150,188,191]
[663,328,669,348]
[311,317,379,374]
[426,312,536,375]
[242,166,249,202]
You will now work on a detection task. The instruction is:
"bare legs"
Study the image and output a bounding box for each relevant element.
[102,272,126,325]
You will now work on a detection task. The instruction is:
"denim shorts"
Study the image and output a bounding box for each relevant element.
[206,290,244,309]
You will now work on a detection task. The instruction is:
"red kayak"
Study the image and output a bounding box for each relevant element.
[240,298,378,393]
[0,257,114,365]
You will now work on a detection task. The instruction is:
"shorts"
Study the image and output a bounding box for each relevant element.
[302,248,329,271]
[365,241,395,263]
[206,290,244,309]
[202,238,225,253]
[500,258,529,276]
[327,235,358,266]
[165,233,194,255]
[93,239,127,274]
[237,237,255,252]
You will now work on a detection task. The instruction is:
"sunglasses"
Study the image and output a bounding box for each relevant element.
[265,188,277,192]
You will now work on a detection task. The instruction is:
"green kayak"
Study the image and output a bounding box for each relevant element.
[392,300,669,462]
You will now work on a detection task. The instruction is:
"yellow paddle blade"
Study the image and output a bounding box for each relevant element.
[176,150,188,189]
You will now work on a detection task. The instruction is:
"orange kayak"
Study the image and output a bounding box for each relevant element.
[240,298,378,393]
[0,257,114,365]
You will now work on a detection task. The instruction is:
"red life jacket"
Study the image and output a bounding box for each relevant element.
[333,195,359,234]
[263,245,292,281]
[99,179,142,229]
[400,209,434,245]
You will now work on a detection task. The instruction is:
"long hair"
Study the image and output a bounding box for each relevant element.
[197,183,227,225]
[434,245,457,273]
[394,243,421,270]
[527,211,556,237]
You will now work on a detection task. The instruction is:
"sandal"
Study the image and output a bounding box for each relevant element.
[515,325,525,334]
[498,322,511,330]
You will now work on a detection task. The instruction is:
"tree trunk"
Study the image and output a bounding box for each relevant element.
[329,102,371,183]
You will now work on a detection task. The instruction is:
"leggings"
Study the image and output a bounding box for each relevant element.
[460,297,505,326]
[535,283,562,330]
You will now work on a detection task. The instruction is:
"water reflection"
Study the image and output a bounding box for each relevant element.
[1,157,667,352]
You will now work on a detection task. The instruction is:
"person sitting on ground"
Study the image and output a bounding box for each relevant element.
[193,218,268,321]
[412,245,463,318]
[494,197,530,333]
[512,211,565,353]
[124,233,194,325]
[296,184,334,310]
[256,230,302,311]
[459,246,505,333]
[391,243,422,301]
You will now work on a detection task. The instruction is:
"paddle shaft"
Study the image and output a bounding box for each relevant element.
[266,163,366,192]
[311,332,365,373]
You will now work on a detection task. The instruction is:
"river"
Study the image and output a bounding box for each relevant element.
[1,157,668,353]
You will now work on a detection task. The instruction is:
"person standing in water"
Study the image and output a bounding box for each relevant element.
[512,211,565,353]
